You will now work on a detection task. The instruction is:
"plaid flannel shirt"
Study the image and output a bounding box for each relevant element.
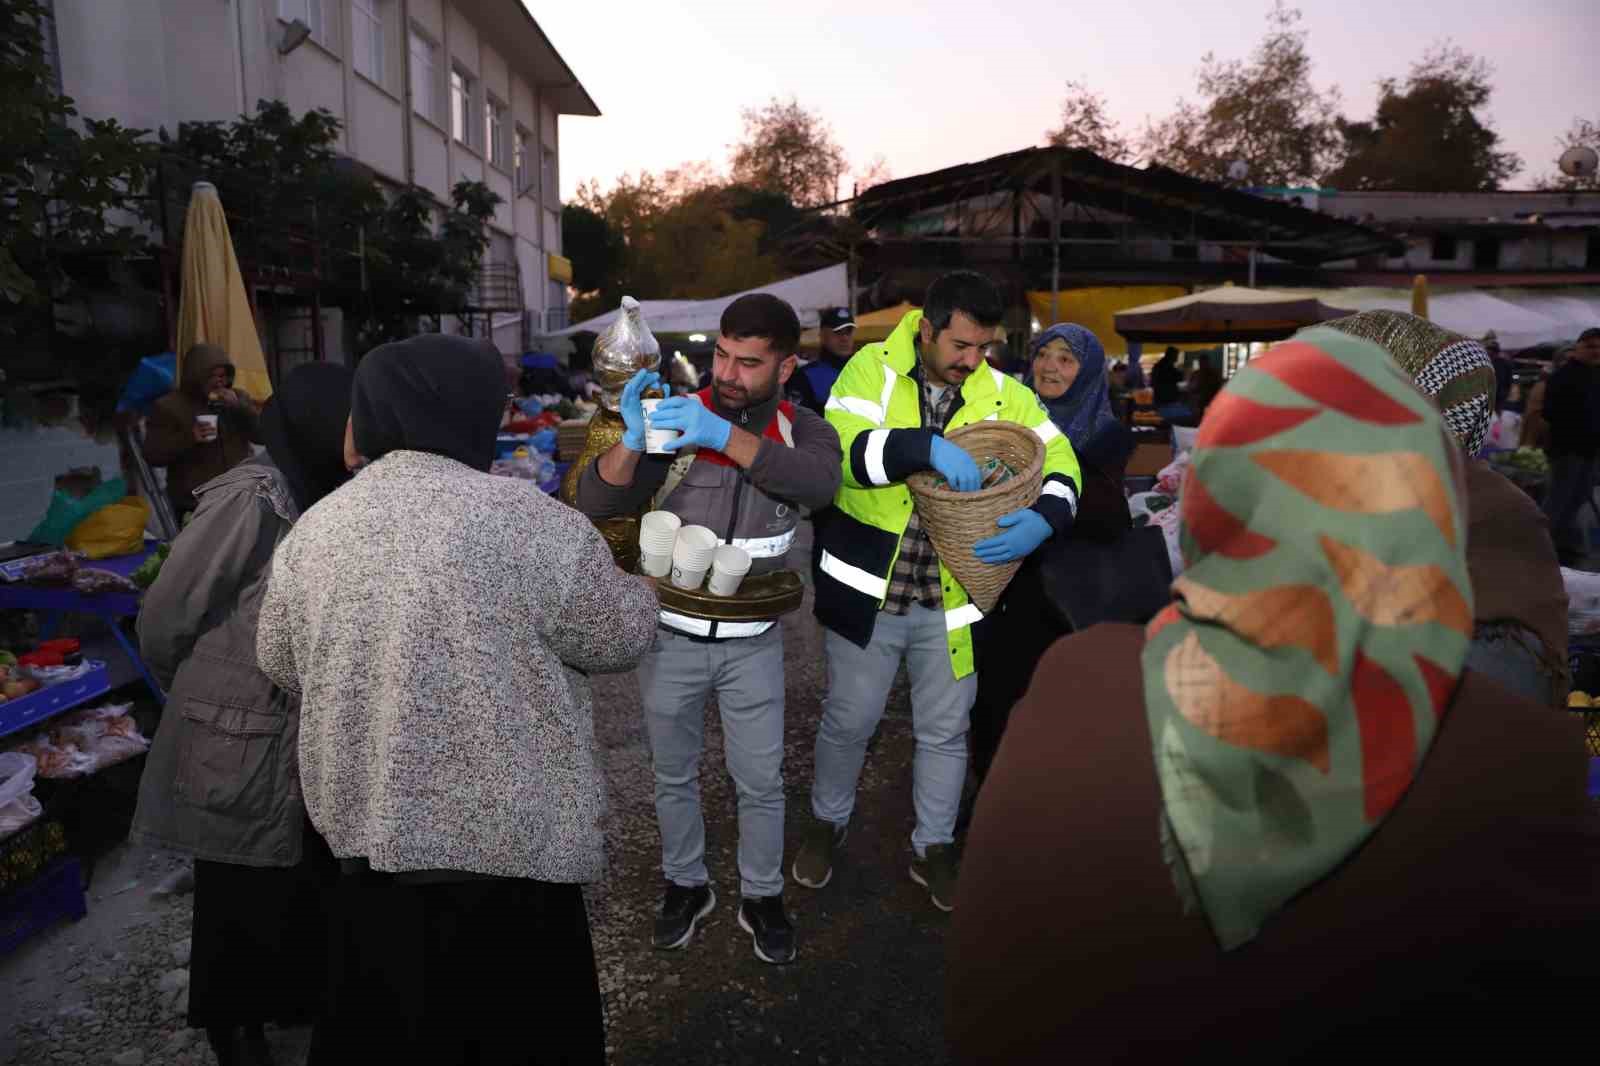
[881,374,959,616]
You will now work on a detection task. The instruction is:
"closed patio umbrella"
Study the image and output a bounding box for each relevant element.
[176,181,272,400]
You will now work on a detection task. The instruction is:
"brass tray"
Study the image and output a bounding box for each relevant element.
[651,569,805,623]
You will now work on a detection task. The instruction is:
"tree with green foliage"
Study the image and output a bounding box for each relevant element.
[1141,3,1341,187]
[0,0,155,344]
[1325,44,1521,192]
[1045,80,1133,164]
[157,100,500,349]
[561,203,622,297]
[730,97,848,209]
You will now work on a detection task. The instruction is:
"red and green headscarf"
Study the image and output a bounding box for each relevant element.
[1142,328,1474,950]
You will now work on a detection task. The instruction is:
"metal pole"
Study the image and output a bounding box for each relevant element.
[1050,154,1062,325]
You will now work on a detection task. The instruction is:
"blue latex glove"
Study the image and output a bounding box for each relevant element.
[529,428,557,454]
[649,396,732,453]
[974,508,1053,564]
[619,369,662,452]
[929,435,982,492]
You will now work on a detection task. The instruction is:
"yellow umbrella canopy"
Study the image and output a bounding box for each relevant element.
[176,182,272,400]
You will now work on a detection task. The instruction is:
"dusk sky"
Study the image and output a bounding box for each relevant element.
[534,0,1599,202]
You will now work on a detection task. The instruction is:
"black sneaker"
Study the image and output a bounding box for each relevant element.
[737,894,797,965]
[652,882,715,951]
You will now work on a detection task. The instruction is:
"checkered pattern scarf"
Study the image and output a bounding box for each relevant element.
[1323,310,1496,456]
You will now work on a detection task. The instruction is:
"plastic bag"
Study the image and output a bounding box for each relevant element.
[65,496,151,559]
[0,752,37,809]
[27,477,128,546]
[116,352,177,414]
[8,736,96,779]
[1154,451,1191,497]
[52,708,149,772]
[0,793,42,839]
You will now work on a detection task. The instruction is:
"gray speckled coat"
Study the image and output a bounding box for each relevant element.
[132,458,307,867]
[256,449,659,882]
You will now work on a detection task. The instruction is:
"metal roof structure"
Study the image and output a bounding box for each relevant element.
[851,146,1401,270]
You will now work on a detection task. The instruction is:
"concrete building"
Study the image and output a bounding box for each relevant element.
[48,0,597,350]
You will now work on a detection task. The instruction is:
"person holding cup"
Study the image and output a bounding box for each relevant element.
[142,343,261,521]
[575,294,842,966]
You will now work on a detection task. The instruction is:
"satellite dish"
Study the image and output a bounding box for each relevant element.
[1558,145,1598,179]
[1226,160,1250,183]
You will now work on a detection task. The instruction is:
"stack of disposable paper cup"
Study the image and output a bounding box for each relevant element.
[670,525,717,590]
[638,511,681,577]
[706,545,752,596]
[640,398,676,454]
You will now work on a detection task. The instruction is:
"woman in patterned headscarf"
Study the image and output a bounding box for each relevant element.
[1324,311,1569,707]
[948,329,1598,1063]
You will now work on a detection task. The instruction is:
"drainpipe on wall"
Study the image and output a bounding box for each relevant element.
[399,0,414,186]
[231,0,248,115]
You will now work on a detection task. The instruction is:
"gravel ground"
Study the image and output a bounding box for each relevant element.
[3,527,953,1065]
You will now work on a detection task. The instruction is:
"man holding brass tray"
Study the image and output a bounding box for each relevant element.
[575,294,842,965]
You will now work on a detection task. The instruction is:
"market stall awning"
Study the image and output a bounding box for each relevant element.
[1309,286,1600,351]
[550,263,849,337]
[1113,285,1350,343]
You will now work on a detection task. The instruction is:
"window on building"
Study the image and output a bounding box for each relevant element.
[541,147,556,202]
[543,208,560,253]
[450,67,478,148]
[409,30,438,123]
[486,96,507,170]
[1431,234,1459,262]
[279,0,329,43]
[514,127,531,193]
[1473,236,1501,271]
[352,0,385,84]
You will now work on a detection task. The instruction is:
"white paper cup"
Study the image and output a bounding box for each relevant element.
[669,561,708,590]
[640,398,676,454]
[672,525,717,571]
[706,544,752,596]
[639,510,682,556]
[195,413,219,440]
[640,550,673,578]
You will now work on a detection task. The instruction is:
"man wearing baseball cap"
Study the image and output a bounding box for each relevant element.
[789,307,856,415]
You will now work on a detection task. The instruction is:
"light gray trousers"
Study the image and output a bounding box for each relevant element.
[636,626,786,899]
[811,604,977,856]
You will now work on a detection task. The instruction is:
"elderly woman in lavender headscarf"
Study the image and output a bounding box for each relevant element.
[964,325,1141,804]
[1024,324,1135,532]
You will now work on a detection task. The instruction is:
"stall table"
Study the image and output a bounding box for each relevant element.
[0,542,165,707]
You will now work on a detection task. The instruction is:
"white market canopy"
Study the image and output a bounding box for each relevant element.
[1311,286,1600,351]
[550,263,849,337]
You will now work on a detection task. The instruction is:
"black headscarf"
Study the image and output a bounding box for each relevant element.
[352,333,506,471]
[257,361,357,513]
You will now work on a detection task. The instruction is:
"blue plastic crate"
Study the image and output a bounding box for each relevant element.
[0,857,87,955]
[0,661,110,741]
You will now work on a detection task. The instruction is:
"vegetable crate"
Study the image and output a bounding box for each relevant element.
[0,661,110,741]
[0,857,86,955]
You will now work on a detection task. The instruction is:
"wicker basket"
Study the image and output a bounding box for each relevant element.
[907,421,1044,613]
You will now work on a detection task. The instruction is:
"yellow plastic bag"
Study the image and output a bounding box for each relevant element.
[65,497,151,559]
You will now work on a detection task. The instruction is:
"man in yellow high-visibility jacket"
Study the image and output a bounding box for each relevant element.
[794,271,1082,911]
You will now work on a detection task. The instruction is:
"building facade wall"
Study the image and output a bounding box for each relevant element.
[51,0,583,350]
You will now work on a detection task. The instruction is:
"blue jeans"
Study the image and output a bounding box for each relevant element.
[812,605,978,856]
[637,626,786,899]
